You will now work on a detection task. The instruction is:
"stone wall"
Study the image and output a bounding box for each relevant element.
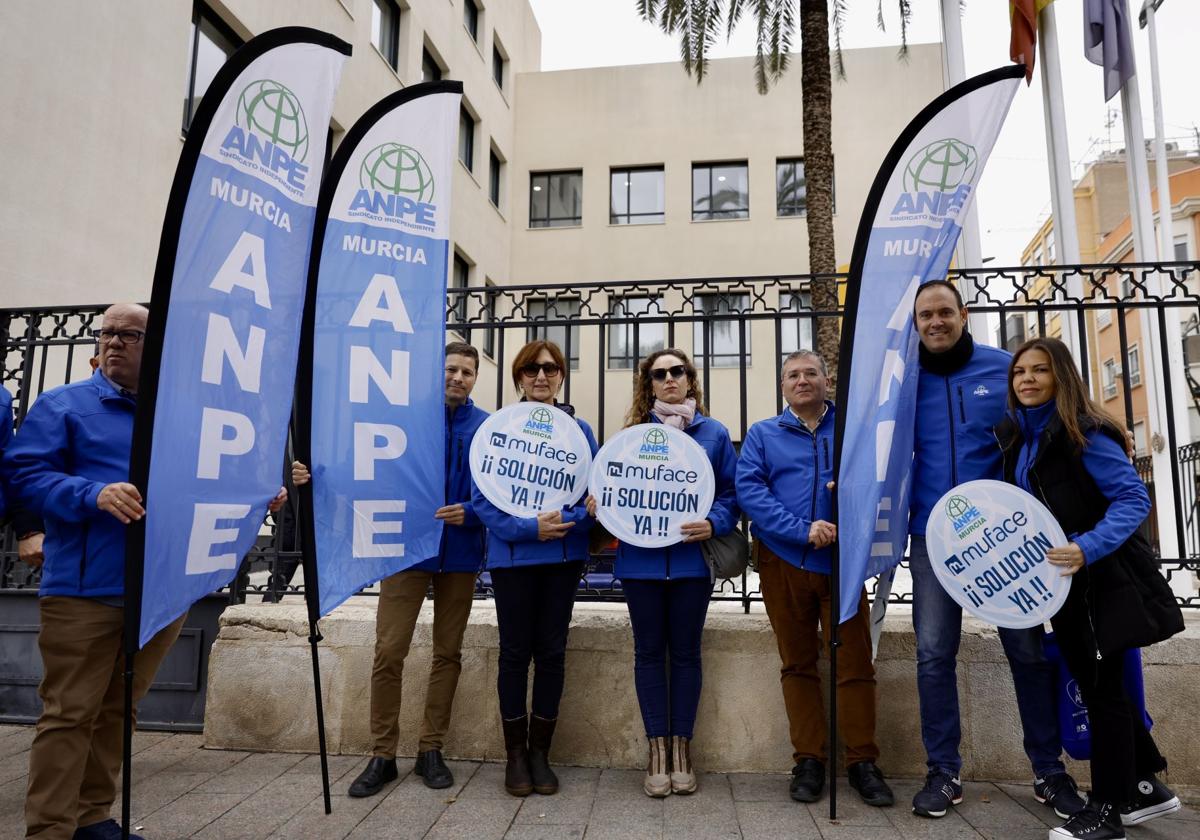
[204,601,1200,793]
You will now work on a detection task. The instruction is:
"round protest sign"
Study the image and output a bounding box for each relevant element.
[469,402,592,517]
[925,479,1071,629]
[587,424,715,549]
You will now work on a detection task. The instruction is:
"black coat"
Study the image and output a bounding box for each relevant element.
[995,413,1183,660]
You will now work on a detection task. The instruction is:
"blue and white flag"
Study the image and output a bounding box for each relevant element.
[297,82,463,617]
[833,65,1022,624]
[129,29,349,648]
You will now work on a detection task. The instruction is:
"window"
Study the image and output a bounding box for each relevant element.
[1102,359,1118,399]
[1133,420,1148,456]
[1128,344,1142,386]
[183,2,243,132]
[1097,307,1113,328]
[1032,247,1043,267]
[489,148,502,207]
[458,107,475,172]
[1003,313,1027,352]
[610,167,665,225]
[422,47,443,82]
[779,291,814,356]
[529,171,582,228]
[776,158,834,217]
[371,0,400,70]
[450,253,470,327]
[608,297,666,369]
[1046,229,1056,264]
[692,162,748,220]
[464,0,479,42]
[482,281,498,358]
[527,297,581,369]
[1119,275,1133,299]
[492,42,506,90]
[693,293,751,367]
[1175,235,1190,261]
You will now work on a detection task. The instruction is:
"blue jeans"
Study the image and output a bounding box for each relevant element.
[909,536,1065,779]
[623,577,713,739]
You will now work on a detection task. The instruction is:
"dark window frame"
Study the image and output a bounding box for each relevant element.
[610,166,665,225]
[458,107,475,172]
[421,46,443,82]
[183,1,244,134]
[492,42,506,90]
[451,252,470,328]
[482,281,499,358]
[464,0,480,42]
[371,0,401,71]
[693,292,752,368]
[489,148,502,207]
[608,296,667,369]
[775,157,835,217]
[526,296,581,369]
[529,170,583,228]
[692,161,749,221]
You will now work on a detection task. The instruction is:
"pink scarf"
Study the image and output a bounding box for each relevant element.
[652,398,696,429]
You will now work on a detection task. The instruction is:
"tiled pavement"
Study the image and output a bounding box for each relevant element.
[1,726,1196,839]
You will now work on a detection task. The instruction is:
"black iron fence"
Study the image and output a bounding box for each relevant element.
[3,261,1199,608]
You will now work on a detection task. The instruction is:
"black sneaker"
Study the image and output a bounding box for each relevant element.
[1035,772,1087,819]
[1049,800,1125,839]
[912,770,962,818]
[848,761,894,807]
[347,756,399,797]
[1120,776,1180,826]
[414,749,454,789]
[73,820,145,840]
[789,758,824,803]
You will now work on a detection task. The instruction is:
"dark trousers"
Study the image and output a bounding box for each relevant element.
[491,561,582,720]
[1052,584,1167,805]
[622,576,712,739]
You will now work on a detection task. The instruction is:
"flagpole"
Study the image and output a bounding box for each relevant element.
[1036,3,1085,362]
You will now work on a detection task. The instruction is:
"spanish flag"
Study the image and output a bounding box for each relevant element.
[1010,0,1056,82]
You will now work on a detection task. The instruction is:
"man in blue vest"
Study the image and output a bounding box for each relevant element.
[907,281,1083,821]
[292,341,489,797]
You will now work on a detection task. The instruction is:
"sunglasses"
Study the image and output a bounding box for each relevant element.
[520,361,562,378]
[650,365,688,382]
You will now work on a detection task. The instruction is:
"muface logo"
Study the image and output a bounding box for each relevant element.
[522,407,555,439]
[946,494,986,538]
[890,137,978,223]
[607,461,624,477]
[638,427,669,461]
[219,79,311,191]
[348,142,438,228]
[490,432,508,447]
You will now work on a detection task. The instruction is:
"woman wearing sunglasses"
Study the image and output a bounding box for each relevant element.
[472,340,598,798]
[588,348,739,797]
[995,337,1183,840]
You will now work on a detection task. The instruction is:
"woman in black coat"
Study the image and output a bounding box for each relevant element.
[995,338,1184,840]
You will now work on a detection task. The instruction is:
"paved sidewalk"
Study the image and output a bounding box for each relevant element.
[1,727,1195,840]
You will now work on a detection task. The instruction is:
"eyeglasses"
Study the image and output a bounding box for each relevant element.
[520,361,562,378]
[650,365,687,382]
[92,329,146,345]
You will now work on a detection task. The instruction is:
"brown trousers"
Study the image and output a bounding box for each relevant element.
[25,597,186,840]
[370,569,477,757]
[758,545,880,766]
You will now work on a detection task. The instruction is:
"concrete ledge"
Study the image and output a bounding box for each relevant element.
[204,600,1200,791]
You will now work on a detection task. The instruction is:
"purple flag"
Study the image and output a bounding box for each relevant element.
[1084,0,1135,101]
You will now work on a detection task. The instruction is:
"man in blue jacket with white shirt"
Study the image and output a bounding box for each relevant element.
[907,281,1082,821]
[737,350,893,808]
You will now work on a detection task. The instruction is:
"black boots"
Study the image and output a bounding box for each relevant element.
[528,715,560,795]
[347,756,399,798]
[502,715,533,797]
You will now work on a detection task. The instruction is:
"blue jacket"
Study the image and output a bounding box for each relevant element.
[2,371,134,597]
[474,412,599,569]
[614,413,740,581]
[910,342,1010,536]
[411,399,489,574]
[1010,401,1151,565]
[0,387,12,520]
[736,402,835,574]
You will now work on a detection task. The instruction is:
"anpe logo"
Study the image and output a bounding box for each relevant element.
[348,142,438,228]
[945,495,971,519]
[219,79,311,191]
[903,138,978,193]
[638,427,669,460]
[531,407,554,425]
[974,384,990,396]
[946,494,986,538]
[522,407,555,439]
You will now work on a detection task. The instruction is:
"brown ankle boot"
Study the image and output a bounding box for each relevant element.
[527,715,559,795]
[644,736,671,798]
[502,715,533,796]
[670,735,697,794]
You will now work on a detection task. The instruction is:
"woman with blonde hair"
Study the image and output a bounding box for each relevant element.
[590,348,738,797]
[995,337,1183,840]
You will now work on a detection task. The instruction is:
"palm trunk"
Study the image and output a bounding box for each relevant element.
[799,0,840,382]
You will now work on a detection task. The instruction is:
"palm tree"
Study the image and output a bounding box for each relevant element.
[637,1,916,379]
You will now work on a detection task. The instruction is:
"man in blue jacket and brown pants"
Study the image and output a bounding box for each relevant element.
[907,281,1083,820]
[293,341,489,797]
[5,304,188,840]
[736,350,893,808]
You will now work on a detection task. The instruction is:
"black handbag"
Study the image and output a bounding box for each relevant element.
[701,526,750,580]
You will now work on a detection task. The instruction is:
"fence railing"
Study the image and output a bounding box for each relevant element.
[3,260,1199,608]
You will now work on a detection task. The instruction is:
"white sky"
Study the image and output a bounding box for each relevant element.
[527,0,1200,266]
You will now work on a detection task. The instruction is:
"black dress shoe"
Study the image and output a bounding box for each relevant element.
[790,758,825,803]
[348,756,398,797]
[414,749,454,789]
[848,761,895,807]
